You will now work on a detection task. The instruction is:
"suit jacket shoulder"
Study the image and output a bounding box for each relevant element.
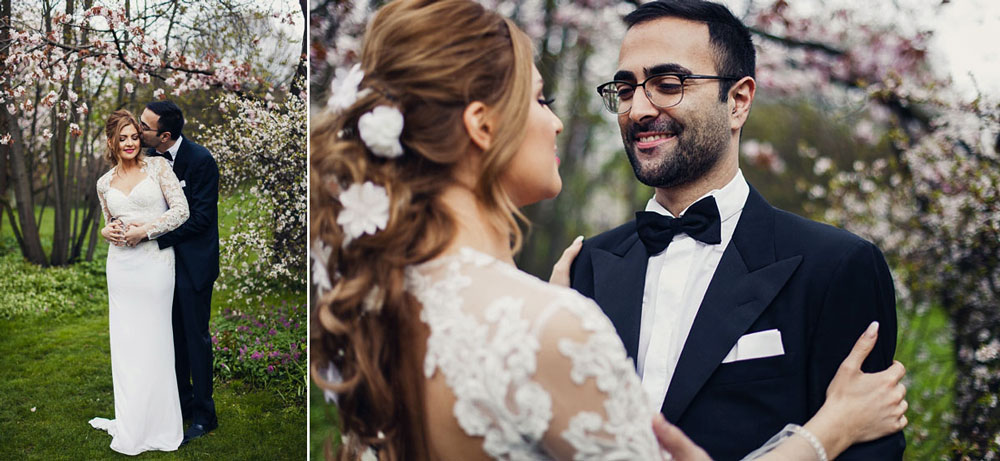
[180,138,213,162]
[583,220,637,253]
[770,206,879,263]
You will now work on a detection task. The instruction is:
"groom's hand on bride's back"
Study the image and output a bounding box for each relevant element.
[549,236,584,287]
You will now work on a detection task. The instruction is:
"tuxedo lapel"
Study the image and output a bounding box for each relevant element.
[662,187,802,421]
[172,141,190,180]
[591,233,648,362]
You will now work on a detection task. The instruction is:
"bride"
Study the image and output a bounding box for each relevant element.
[90,109,189,455]
[310,1,907,459]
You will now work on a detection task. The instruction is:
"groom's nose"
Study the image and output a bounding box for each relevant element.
[629,89,660,123]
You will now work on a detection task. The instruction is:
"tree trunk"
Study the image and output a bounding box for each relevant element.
[1,0,45,264]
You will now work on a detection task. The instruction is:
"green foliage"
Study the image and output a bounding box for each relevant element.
[0,246,107,319]
[310,382,341,461]
[212,303,308,404]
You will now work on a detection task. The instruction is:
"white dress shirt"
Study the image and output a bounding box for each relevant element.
[156,135,183,167]
[636,169,750,412]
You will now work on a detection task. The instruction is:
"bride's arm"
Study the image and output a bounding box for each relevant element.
[653,322,908,461]
[96,175,124,246]
[531,293,668,460]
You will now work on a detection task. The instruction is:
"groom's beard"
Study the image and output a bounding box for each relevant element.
[622,113,728,189]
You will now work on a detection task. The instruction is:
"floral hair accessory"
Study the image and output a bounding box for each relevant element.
[310,239,333,295]
[358,105,405,158]
[337,181,390,245]
[328,63,371,114]
[362,285,384,313]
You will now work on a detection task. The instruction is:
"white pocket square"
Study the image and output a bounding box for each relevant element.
[179,180,186,188]
[722,329,785,363]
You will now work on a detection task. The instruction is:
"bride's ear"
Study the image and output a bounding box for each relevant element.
[463,101,495,151]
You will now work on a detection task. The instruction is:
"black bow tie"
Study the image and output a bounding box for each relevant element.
[636,196,722,255]
[147,149,173,162]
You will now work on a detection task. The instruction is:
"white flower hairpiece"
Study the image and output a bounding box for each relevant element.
[362,285,384,313]
[358,105,405,158]
[337,181,390,245]
[328,63,371,114]
[310,239,333,294]
[323,361,343,405]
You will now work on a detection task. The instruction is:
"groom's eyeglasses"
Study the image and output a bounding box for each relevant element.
[596,73,740,114]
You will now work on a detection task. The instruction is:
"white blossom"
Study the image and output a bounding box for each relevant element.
[358,106,404,158]
[327,63,370,113]
[311,239,333,294]
[337,181,390,244]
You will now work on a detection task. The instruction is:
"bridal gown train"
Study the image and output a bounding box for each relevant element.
[90,156,189,455]
[402,248,818,460]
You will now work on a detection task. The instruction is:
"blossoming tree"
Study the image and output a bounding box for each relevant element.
[0,0,301,267]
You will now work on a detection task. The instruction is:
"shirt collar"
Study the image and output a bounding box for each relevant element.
[159,135,183,160]
[644,168,750,223]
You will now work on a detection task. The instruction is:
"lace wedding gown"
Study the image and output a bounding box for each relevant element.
[402,247,821,460]
[89,156,189,455]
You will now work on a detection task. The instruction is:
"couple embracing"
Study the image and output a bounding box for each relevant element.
[89,101,219,455]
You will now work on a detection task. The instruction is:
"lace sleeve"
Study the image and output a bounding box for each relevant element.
[741,425,825,461]
[96,171,112,224]
[145,157,190,240]
[533,292,668,460]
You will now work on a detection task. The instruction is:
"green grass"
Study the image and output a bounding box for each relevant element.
[896,304,955,460]
[0,314,305,460]
[310,382,340,460]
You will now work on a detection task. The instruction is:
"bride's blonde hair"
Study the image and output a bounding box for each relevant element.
[310,0,534,459]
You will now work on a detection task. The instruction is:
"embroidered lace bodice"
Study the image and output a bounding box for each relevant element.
[96,157,189,259]
[406,248,667,460]
[403,248,824,461]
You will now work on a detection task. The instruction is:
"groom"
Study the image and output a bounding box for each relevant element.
[140,100,220,445]
[571,1,904,459]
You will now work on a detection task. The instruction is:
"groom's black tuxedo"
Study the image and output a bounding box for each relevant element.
[571,186,904,460]
[154,138,219,428]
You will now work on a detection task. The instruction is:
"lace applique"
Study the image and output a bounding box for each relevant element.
[405,248,664,460]
[557,299,662,460]
[406,257,552,459]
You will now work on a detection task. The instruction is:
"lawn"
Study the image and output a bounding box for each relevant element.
[0,195,307,460]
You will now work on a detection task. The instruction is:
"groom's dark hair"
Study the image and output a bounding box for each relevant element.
[625,0,755,102]
[145,100,184,140]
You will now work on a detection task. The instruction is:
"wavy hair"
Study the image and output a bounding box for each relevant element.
[310,0,534,459]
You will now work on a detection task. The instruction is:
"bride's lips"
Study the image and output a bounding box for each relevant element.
[634,131,676,150]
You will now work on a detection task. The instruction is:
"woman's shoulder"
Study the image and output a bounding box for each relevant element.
[144,155,169,170]
[96,168,114,191]
[425,247,611,329]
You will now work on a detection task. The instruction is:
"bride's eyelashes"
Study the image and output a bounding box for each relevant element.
[538,97,555,107]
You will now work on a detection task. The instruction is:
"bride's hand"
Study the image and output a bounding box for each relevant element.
[123,223,148,247]
[102,220,125,246]
[549,236,584,287]
[652,414,712,461]
[805,321,907,456]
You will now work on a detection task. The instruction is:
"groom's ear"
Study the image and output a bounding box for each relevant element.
[463,101,495,152]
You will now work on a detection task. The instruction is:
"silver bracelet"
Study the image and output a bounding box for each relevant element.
[789,424,828,461]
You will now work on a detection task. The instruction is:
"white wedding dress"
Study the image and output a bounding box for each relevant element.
[90,156,189,455]
[400,247,821,460]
